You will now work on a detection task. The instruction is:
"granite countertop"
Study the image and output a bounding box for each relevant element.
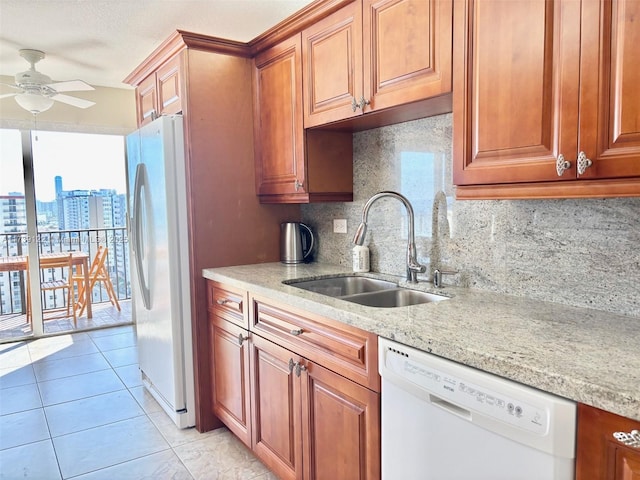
[203,262,640,422]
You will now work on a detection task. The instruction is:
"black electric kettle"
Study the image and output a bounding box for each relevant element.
[280,222,314,264]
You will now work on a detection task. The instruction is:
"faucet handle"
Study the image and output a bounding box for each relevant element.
[433,269,458,288]
[409,262,427,273]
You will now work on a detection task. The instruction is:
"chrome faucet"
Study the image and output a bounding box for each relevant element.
[353,191,426,283]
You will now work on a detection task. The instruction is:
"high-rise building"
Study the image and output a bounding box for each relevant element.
[55,175,65,230]
[0,194,26,234]
[0,194,27,315]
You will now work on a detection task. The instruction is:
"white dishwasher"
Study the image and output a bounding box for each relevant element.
[379,337,576,480]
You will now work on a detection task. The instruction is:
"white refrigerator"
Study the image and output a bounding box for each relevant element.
[126,115,195,428]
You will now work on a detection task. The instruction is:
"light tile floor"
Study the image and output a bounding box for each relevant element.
[0,300,133,342]
[0,324,277,480]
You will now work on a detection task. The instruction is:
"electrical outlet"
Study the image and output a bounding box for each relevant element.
[333,219,348,233]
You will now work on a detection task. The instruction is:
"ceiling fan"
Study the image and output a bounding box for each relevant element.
[0,49,96,114]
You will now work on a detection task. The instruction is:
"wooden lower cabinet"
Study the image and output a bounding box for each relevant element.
[210,283,381,480]
[210,315,252,447]
[301,359,380,480]
[576,403,640,479]
[251,334,304,480]
[250,334,380,480]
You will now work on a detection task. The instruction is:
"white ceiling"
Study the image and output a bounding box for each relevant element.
[0,0,314,90]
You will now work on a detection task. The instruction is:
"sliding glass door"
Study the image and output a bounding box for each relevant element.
[0,129,131,342]
[0,130,33,339]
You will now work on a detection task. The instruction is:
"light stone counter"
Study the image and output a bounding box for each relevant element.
[203,262,640,422]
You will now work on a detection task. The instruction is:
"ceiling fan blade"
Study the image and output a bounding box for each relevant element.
[51,93,95,109]
[0,93,18,99]
[48,80,94,92]
[1,82,22,91]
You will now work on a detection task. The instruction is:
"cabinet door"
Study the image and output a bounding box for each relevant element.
[453,0,581,186]
[136,74,158,127]
[301,360,380,480]
[363,0,452,112]
[303,0,363,127]
[576,403,640,480]
[250,334,303,480]
[210,316,251,447]
[578,0,640,180]
[254,34,305,197]
[156,55,182,116]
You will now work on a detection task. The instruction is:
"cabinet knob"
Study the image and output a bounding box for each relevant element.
[295,362,307,377]
[238,333,246,346]
[576,151,593,175]
[351,96,359,112]
[288,358,295,374]
[358,96,371,111]
[216,299,229,305]
[556,154,571,177]
[290,328,303,336]
[294,179,304,191]
[613,430,640,449]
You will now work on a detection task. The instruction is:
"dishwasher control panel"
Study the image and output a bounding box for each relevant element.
[384,346,549,435]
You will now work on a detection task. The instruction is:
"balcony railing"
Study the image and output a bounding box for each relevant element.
[0,227,130,316]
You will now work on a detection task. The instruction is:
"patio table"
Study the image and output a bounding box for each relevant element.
[0,252,92,319]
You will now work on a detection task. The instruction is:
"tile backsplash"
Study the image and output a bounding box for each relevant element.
[301,113,640,317]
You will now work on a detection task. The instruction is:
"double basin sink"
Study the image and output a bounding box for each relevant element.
[285,275,449,308]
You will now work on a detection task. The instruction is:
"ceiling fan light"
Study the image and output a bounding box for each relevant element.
[15,93,54,114]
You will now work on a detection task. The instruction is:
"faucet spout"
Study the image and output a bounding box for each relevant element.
[353,191,426,283]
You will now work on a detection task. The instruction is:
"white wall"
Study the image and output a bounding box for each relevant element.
[0,75,137,135]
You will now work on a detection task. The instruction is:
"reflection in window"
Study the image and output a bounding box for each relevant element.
[400,151,447,237]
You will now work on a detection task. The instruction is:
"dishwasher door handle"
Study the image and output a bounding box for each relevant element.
[429,394,472,421]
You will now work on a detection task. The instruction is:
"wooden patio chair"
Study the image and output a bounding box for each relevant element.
[26,253,77,324]
[73,246,121,317]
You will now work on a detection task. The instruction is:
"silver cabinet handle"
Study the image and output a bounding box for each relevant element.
[290,328,303,336]
[358,95,370,111]
[577,151,593,175]
[288,358,295,374]
[556,154,571,177]
[613,430,640,449]
[294,179,304,191]
[216,299,229,305]
[295,362,307,377]
[238,333,246,346]
[351,97,359,112]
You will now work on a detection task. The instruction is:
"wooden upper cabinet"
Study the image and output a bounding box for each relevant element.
[453,0,579,186]
[136,74,158,127]
[303,1,363,126]
[303,0,453,128]
[254,34,306,199]
[253,34,353,204]
[576,403,640,480]
[362,0,453,112]
[134,53,184,127]
[156,55,182,116]
[578,0,640,180]
[453,0,640,199]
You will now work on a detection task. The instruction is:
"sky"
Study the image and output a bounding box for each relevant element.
[0,129,126,201]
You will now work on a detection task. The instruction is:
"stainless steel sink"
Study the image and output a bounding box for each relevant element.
[285,275,449,308]
[342,288,448,308]
[287,275,397,297]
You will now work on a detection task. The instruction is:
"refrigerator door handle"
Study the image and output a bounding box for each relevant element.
[133,163,152,310]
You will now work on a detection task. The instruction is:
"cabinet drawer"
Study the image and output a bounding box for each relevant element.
[207,281,248,328]
[250,294,379,392]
